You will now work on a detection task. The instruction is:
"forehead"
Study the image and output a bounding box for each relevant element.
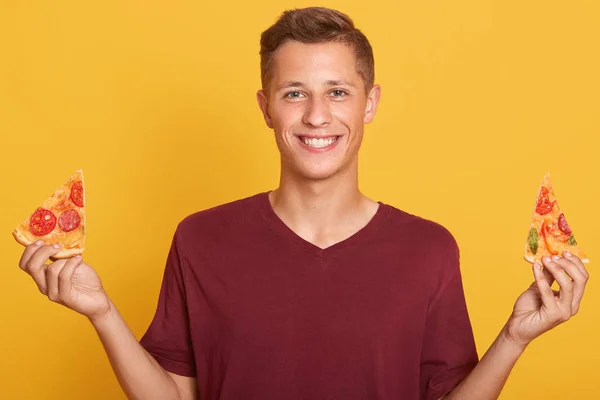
[270,41,360,86]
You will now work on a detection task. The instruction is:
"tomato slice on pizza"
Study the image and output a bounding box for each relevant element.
[524,173,588,264]
[12,170,86,259]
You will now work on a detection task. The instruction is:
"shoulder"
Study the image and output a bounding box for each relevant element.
[380,203,464,293]
[174,192,265,242]
[381,203,459,254]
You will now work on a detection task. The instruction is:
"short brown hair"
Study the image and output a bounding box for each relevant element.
[259,7,375,94]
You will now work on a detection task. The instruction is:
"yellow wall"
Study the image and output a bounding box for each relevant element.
[1,1,598,398]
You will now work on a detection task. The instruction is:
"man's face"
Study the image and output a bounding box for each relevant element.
[257,40,380,181]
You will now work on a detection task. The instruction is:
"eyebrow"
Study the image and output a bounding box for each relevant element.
[277,79,356,90]
[326,79,356,87]
[280,81,304,89]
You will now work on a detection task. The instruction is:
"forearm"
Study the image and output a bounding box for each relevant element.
[444,327,526,400]
[90,299,183,400]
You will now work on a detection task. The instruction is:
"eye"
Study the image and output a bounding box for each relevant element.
[331,89,347,97]
[284,91,304,99]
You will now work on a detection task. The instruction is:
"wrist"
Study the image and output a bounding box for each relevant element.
[88,296,116,328]
[498,325,529,355]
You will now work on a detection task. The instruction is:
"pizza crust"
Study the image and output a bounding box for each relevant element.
[12,228,31,249]
[52,247,85,259]
[523,254,590,264]
[12,228,84,259]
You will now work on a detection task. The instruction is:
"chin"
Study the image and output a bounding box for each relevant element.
[293,163,345,182]
[300,171,336,181]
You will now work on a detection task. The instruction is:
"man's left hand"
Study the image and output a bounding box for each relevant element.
[503,252,589,348]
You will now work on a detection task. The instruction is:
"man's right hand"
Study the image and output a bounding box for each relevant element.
[18,241,111,322]
[18,241,197,399]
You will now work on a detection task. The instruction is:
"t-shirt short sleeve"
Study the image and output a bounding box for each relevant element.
[139,232,196,377]
[419,237,479,400]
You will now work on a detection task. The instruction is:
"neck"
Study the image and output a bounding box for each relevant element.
[268,161,379,248]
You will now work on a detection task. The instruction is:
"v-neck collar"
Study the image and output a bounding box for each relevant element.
[257,191,390,258]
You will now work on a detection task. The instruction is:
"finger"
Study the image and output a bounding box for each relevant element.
[18,240,45,270]
[57,256,83,301]
[533,262,557,308]
[553,255,588,315]
[24,244,61,294]
[564,251,589,280]
[46,259,68,302]
[542,256,574,307]
[541,264,555,288]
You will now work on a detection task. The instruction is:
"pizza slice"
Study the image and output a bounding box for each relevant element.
[12,169,86,259]
[524,173,588,264]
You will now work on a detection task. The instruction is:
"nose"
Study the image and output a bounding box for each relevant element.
[302,96,332,127]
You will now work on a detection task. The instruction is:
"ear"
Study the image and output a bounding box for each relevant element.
[363,84,381,124]
[256,89,274,129]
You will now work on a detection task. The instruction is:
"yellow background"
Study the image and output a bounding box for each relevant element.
[1,1,599,398]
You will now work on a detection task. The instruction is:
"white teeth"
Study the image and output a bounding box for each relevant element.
[302,137,338,148]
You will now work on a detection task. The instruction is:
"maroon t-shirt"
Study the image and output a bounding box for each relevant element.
[139,192,478,399]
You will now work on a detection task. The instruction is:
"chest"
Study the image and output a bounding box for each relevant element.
[183,243,432,353]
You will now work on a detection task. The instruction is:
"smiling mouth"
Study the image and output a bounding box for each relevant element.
[299,136,340,149]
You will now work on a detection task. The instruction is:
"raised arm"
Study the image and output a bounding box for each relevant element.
[18,242,198,400]
[443,253,589,399]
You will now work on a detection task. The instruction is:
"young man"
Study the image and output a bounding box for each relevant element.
[18,7,589,400]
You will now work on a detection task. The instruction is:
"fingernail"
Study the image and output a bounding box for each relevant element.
[52,244,60,249]
[34,240,43,246]
[534,262,542,270]
[74,255,82,259]
[565,251,572,257]
[544,257,552,263]
[552,255,560,260]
